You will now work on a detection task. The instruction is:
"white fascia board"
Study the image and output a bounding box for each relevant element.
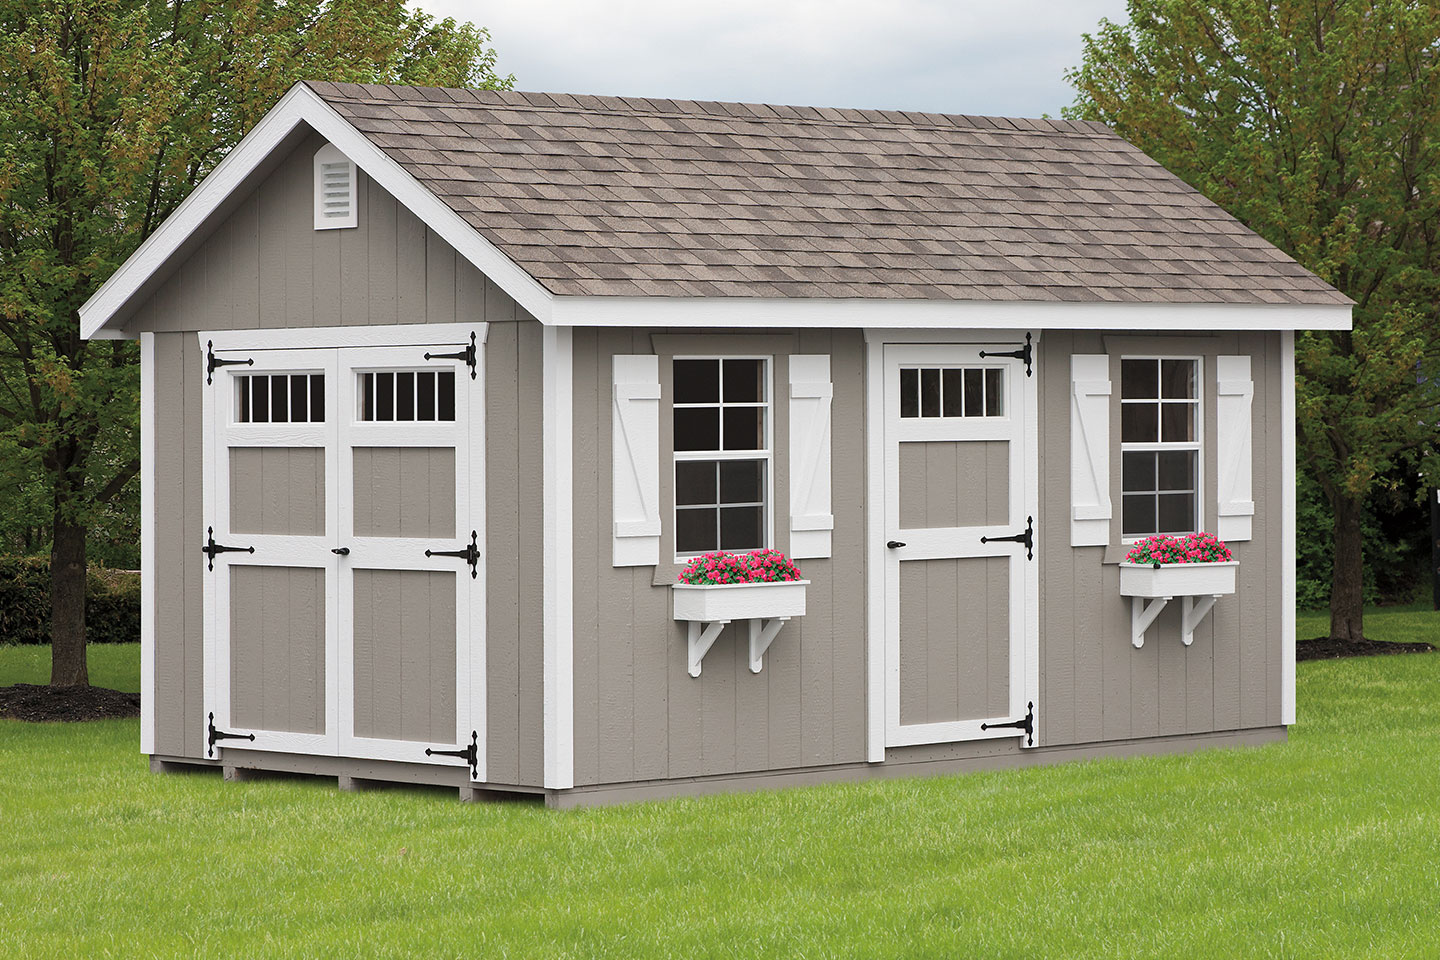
[80,84,554,340]
[546,296,1352,332]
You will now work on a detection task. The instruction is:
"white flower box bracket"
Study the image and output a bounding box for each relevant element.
[1119,561,1238,649]
[672,580,809,677]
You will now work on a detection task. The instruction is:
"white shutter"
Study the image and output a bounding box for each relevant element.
[788,355,833,559]
[1216,355,1255,542]
[612,355,661,566]
[1070,354,1112,546]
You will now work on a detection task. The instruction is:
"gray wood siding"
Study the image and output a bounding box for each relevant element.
[570,329,868,787]
[352,569,457,743]
[229,447,326,536]
[141,132,545,776]
[230,565,327,734]
[351,447,455,539]
[152,332,206,758]
[484,318,547,787]
[898,556,1010,725]
[1037,330,1285,747]
[124,131,489,335]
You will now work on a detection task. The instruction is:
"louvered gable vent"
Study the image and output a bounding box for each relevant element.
[313,143,357,230]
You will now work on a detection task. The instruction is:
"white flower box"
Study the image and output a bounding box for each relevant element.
[1119,561,1238,598]
[672,579,809,622]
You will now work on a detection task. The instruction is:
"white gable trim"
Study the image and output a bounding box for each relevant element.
[547,297,1351,332]
[80,83,554,340]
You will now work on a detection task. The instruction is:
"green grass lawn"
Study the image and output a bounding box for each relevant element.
[2,608,1438,958]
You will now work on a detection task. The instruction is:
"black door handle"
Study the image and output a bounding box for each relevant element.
[331,547,350,556]
[887,540,907,549]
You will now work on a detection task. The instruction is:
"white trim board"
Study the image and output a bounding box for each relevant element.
[206,322,485,352]
[864,338,887,762]
[139,332,156,755]
[80,83,552,339]
[1281,331,1297,726]
[543,325,575,789]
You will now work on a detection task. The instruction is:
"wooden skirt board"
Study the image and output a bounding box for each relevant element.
[201,329,486,780]
[882,343,1040,748]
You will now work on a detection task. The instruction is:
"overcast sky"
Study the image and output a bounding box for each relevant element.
[414,1,1131,118]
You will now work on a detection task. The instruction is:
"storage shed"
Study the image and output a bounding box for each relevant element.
[82,82,1353,807]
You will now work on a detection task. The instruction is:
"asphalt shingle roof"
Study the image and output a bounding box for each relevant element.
[307,81,1350,306]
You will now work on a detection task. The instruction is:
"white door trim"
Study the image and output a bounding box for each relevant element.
[206,322,486,352]
[870,337,1041,752]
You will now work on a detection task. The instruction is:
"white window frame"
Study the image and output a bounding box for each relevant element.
[1119,355,1204,541]
[671,355,774,561]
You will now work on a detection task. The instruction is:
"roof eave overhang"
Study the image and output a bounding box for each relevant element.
[544,295,1353,331]
[81,83,556,340]
[82,83,1353,340]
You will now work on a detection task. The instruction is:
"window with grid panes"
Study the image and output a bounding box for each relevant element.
[1120,357,1201,537]
[672,358,770,556]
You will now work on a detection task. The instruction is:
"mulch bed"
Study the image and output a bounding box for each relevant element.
[1296,637,1435,662]
[0,683,140,722]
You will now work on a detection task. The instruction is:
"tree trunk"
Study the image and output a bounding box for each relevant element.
[49,514,89,687]
[1329,490,1366,642]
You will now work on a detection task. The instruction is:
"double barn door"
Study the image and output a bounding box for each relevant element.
[202,329,484,781]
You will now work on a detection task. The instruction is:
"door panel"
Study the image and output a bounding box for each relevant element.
[352,569,458,743]
[351,447,456,539]
[898,440,1009,528]
[229,447,326,535]
[230,565,327,734]
[883,343,1038,749]
[897,557,1010,726]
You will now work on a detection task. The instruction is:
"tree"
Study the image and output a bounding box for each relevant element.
[0,0,512,686]
[1065,0,1440,641]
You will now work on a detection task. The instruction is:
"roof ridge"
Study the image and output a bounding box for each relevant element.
[308,80,1113,139]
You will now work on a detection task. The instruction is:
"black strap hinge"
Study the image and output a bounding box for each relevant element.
[207,712,256,757]
[203,527,254,571]
[425,331,478,380]
[426,730,479,779]
[426,530,480,579]
[980,515,1034,561]
[978,332,1033,377]
[206,340,254,385]
[981,701,1035,747]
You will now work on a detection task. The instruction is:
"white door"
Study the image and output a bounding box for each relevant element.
[205,347,341,758]
[882,343,1039,748]
[203,329,485,781]
[337,345,485,778]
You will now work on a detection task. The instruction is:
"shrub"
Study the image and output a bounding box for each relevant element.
[0,556,139,645]
[677,549,803,585]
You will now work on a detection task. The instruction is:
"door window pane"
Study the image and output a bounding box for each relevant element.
[357,370,456,422]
